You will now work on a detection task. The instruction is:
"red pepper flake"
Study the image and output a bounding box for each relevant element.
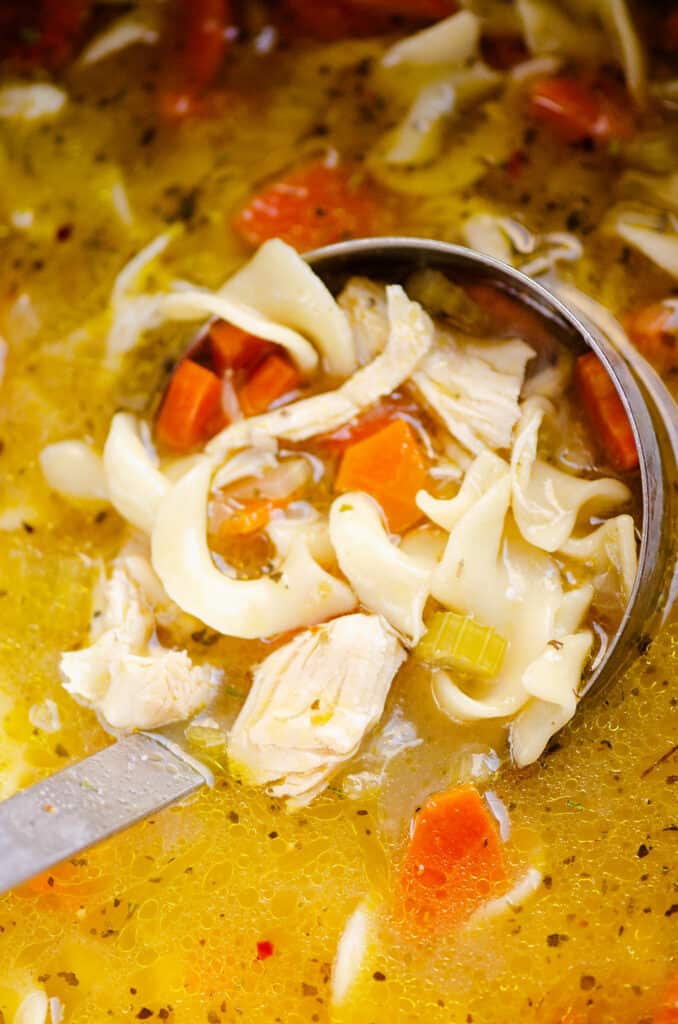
[256,940,274,961]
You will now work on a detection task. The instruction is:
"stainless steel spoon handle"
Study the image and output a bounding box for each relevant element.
[0,734,206,894]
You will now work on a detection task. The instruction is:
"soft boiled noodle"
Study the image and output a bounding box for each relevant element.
[219,238,357,376]
[151,457,357,639]
[381,10,480,68]
[516,0,645,103]
[329,492,433,643]
[511,398,631,552]
[103,412,168,534]
[205,284,434,458]
[418,451,595,757]
[612,209,678,279]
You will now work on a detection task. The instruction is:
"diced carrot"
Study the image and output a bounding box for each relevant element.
[314,395,422,453]
[156,359,225,452]
[214,498,274,540]
[335,418,427,533]
[160,0,232,120]
[238,354,301,417]
[232,160,379,252]
[529,76,635,144]
[575,353,638,472]
[465,282,554,352]
[398,786,507,932]
[654,974,678,1024]
[624,301,678,374]
[210,320,274,374]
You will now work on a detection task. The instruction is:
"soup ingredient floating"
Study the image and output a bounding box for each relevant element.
[41,237,639,807]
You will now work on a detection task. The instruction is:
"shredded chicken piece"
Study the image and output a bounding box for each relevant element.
[61,556,219,731]
[413,332,534,455]
[206,285,434,457]
[227,614,405,807]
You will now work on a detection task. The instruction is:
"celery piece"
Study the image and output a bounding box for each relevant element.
[415,610,506,677]
[406,268,491,333]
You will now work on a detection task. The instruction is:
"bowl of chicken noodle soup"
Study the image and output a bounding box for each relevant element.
[2,1,678,1022]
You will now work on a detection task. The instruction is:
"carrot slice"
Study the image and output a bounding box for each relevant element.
[529,76,634,144]
[575,353,638,472]
[156,359,225,452]
[210,320,274,374]
[233,161,379,252]
[238,354,301,417]
[624,301,678,374]
[399,786,507,932]
[335,418,427,533]
[160,0,232,119]
[654,974,678,1024]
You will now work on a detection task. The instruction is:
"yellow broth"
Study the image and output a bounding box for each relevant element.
[0,25,676,1024]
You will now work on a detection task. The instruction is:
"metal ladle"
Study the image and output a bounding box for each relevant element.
[1,238,676,895]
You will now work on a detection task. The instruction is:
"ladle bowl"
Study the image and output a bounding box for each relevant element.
[307,237,678,700]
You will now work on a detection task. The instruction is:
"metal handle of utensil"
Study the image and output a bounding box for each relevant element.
[0,733,207,894]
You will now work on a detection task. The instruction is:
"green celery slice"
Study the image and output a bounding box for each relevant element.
[415,610,506,678]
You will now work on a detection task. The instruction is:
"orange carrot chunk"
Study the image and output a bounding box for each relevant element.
[624,301,678,374]
[238,353,301,417]
[529,76,634,144]
[210,320,274,374]
[399,786,507,932]
[156,359,225,452]
[232,160,379,252]
[160,0,232,119]
[575,353,638,472]
[335,418,427,533]
[214,498,274,540]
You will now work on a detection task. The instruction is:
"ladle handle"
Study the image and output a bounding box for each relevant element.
[0,733,206,894]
